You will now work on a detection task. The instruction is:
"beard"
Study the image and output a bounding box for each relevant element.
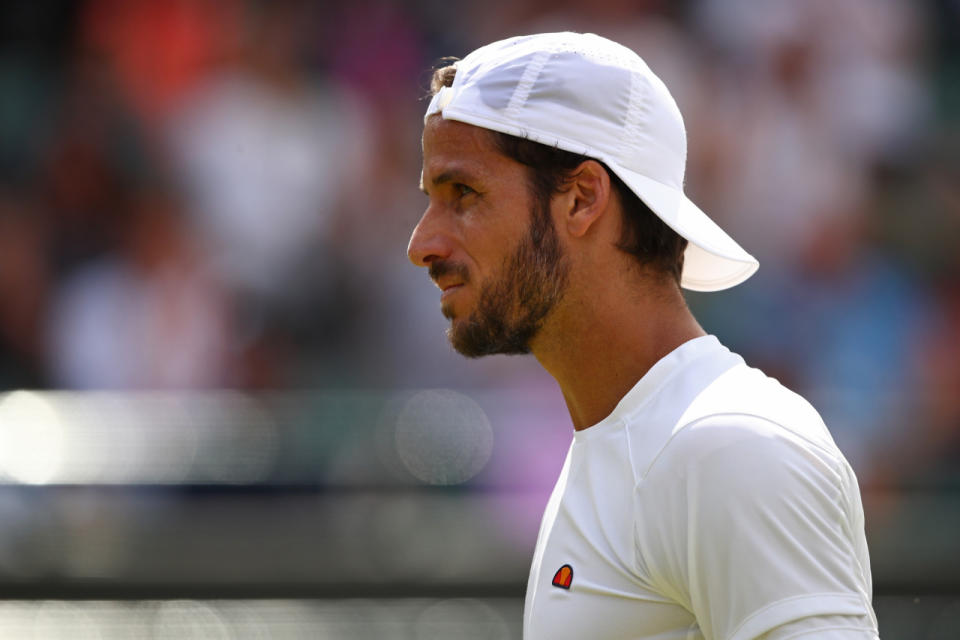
[431,199,570,358]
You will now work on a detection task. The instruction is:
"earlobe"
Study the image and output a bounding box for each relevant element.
[565,160,611,238]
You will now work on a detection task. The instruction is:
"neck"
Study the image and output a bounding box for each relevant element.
[532,279,705,430]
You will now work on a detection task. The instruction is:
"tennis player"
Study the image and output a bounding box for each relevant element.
[408,32,879,639]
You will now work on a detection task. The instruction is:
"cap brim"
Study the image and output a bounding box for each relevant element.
[613,169,758,292]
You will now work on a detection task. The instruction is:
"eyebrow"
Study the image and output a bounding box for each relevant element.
[420,169,477,195]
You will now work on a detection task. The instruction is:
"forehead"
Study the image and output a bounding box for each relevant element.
[421,117,516,183]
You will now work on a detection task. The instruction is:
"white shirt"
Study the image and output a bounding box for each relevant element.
[523,336,879,639]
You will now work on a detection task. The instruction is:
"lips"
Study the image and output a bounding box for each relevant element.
[429,261,469,289]
[440,283,463,301]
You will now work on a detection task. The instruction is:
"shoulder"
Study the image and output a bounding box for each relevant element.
[644,413,848,513]
[640,410,846,504]
[647,361,843,476]
[633,410,872,635]
[627,361,876,638]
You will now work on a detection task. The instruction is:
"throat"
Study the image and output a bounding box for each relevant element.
[533,298,705,431]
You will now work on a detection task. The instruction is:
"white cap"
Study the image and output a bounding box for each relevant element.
[425,32,758,292]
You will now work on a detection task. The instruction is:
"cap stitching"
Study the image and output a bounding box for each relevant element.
[616,70,646,163]
[505,49,553,122]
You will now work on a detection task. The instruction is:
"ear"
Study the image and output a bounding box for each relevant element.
[559,160,612,238]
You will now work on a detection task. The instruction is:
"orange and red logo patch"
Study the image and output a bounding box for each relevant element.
[552,564,573,589]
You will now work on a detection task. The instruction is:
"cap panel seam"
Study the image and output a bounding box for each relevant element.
[616,70,647,162]
[505,49,553,122]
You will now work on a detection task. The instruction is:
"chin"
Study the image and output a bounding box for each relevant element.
[447,317,536,359]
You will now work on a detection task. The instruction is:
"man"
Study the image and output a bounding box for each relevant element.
[408,32,879,639]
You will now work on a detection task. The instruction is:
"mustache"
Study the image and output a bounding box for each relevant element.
[429,260,470,284]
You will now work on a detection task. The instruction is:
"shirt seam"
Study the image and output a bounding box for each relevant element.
[624,416,649,592]
[641,411,842,480]
[774,625,879,640]
[728,593,867,639]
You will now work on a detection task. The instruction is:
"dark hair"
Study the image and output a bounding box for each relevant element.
[430,64,687,286]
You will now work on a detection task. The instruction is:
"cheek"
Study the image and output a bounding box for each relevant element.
[468,204,531,253]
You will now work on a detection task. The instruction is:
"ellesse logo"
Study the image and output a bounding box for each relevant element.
[552,564,573,589]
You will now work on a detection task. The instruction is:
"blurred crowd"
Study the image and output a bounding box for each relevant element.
[0,0,958,490]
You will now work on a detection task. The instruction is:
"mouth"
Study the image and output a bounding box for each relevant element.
[429,261,469,298]
[440,283,464,302]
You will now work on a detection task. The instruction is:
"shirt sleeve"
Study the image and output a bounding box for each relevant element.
[633,414,878,640]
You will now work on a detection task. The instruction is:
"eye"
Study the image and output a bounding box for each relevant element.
[454,183,476,198]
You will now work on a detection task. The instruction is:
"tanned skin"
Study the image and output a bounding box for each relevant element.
[410,117,705,430]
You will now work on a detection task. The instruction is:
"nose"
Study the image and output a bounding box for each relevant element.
[407,206,451,267]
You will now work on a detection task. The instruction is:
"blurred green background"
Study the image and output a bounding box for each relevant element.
[0,0,958,637]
